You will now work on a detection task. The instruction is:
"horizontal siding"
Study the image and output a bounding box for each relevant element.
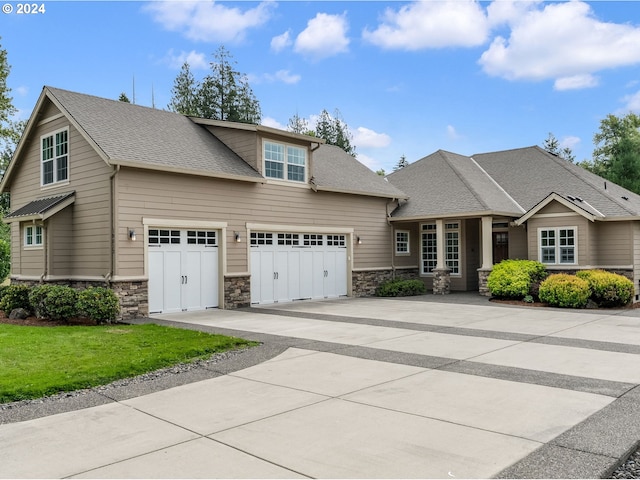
[207,127,259,172]
[592,221,632,265]
[528,216,589,265]
[634,222,640,301]
[509,226,528,260]
[49,206,73,275]
[6,98,113,277]
[115,168,392,276]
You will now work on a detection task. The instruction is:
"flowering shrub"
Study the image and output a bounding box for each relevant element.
[539,274,591,308]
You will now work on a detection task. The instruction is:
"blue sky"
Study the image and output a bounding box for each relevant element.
[2,1,640,173]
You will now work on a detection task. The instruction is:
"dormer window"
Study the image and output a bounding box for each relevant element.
[41,127,69,186]
[263,140,306,183]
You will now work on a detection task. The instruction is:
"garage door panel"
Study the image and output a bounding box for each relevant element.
[201,249,219,308]
[163,251,183,314]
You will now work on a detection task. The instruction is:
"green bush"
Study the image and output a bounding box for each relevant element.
[42,285,78,321]
[77,287,120,324]
[539,274,591,308]
[487,259,547,299]
[0,284,31,313]
[376,279,426,297]
[28,284,56,319]
[575,270,633,307]
[0,239,10,282]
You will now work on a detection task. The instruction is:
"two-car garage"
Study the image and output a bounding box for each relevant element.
[147,226,349,313]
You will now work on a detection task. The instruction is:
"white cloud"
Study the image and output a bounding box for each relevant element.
[486,0,541,28]
[560,136,581,150]
[163,49,208,70]
[353,127,391,149]
[271,70,301,85]
[144,1,276,43]
[362,0,489,50]
[447,125,462,140]
[294,12,350,60]
[554,74,599,91]
[271,30,292,53]
[622,90,640,113]
[479,1,640,86]
[261,116,287,130]
[14,86,28,97]
[355,152,383,172]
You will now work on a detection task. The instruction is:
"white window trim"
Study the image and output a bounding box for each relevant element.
[395,230,410,255]
[444,222,461,275]
[420,223,437,275]
[538,226,578,265]
[262,139,308,184]
[40,126,70,188]
[24,225,44,249]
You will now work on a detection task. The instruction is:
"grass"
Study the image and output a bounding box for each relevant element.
[0,323,257,404]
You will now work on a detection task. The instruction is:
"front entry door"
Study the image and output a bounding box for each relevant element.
[492,232,509,264]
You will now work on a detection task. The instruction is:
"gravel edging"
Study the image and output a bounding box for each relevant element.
[612,447,640,479]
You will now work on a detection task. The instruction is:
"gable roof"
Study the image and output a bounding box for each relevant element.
[386,150,523,219]
[4,191,75,222]
[474,146,640,219]
[2,87,404,200]
[312,144,407,199]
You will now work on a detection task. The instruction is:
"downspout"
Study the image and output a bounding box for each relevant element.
[387,199,396,279]
[108,165,120,286]
[41,220,47,283]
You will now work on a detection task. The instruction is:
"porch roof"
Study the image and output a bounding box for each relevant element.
[4,191,76,223]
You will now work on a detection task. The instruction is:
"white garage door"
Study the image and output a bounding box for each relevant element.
[148,229,219,314]
[250,232,347,305]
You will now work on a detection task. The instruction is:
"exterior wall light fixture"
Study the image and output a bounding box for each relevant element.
[128,229,136,241]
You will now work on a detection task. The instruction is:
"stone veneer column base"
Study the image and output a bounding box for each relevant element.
[352,268,420,297]
[432,268,451,295]
[478,268,492,297]
[224,275,251,309]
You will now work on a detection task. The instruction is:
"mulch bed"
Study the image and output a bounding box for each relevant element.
[0,313,97,327]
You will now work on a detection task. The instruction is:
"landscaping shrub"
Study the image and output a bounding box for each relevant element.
[0,239,10,282]
[575,270,633,307]
[0,284,31,313]
[76,287,120,324]
[538,274,591,308]
[28,284,56,319]
[41,285,78,321]
[376,279,426,297]
[487,259,547,299]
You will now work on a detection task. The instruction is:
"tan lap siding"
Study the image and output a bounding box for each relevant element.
[115,168,392,277]
[592,221,633,266]
[527,215,589,266]
[8,99,113,278]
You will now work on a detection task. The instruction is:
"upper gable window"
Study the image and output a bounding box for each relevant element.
[263,140,306,183]
[41,127,69,186]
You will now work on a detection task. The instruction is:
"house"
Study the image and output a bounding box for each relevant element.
[0,87,407,318]
[386,147,640,299]
[3,87,640,319]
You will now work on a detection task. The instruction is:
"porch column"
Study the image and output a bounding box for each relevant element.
[433,219,450,295]
[478,216,493,296]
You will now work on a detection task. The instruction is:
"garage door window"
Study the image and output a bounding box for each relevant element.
[327,235,346,247]
[149,229,180,244]
[304,234,323,246]
[187,230,217,245]
[251,232,274,245]
[278,233,299,245]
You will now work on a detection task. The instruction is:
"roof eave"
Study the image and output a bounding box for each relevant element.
[109,159,265,183]
[315,185,408,200]
[389,210,522,222]
[514,193,599,226]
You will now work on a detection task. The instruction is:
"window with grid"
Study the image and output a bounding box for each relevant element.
[303,234,323,246]
[187,230,217,245]
[25,225,43,247]
[395,230,410,255]
[421,224,437,274]
[327,235,346,247]
[277,233,300,246]
[445,223,460,274]
[148,229,181,245]
[264,141,306,182]
[539,228,576,264]
[41,128,69,186]
[250,232,273,246]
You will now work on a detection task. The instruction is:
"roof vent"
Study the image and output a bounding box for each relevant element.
[575,196,583,202]
[567,195,575,201]
[622,196,629,201]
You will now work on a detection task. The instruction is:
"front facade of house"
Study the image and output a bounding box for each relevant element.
[3,87,640,319]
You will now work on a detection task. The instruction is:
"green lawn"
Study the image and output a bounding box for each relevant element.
[0,323,257,403]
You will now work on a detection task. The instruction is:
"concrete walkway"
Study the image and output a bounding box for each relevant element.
[1,294,640,478]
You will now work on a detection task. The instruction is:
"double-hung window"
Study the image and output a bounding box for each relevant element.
[41,128,69,186]
[539,227,576,264]
[264,141,307,183]
[25,225,43,247]
[395,230,410,255]
[421,224,437,274]
[445,222,460,274]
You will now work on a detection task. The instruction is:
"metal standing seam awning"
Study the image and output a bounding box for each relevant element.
[3,191,76,223]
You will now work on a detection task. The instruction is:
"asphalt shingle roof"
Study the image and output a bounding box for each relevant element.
[312,144,407,199]
[387,150,523,219]
[46,87,263,181]
[473,146,640,218]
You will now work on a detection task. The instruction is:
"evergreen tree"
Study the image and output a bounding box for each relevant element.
[287,112,309,134]
[314,108,356,156]
[542,132,575,162]
[168,62,199,116]
[394,154,409,171]
[118,92,131,103]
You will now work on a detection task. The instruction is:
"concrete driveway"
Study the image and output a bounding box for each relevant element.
[1,294,640,478]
